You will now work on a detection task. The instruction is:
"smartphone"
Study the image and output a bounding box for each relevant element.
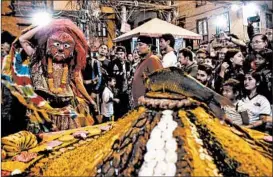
[241,111,250,125]
[247,16,260,23]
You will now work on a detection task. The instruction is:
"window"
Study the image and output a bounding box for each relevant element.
[31,0,47,9]
[197,18,208,42]
[177,17,186,28]
[96,22,107,37]
[216,12,230,34]
[266,13,273,29]
[196,0,206,7]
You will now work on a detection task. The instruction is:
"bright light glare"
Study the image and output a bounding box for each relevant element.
[32,12,52,27]
[245,3,258,11]
[243,3,259,20]
[231,4,240,11]
[214,16,226,28]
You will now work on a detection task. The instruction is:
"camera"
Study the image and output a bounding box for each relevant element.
[247,15,260,23]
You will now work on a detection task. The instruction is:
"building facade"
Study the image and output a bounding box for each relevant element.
[1,1,116,50]
[175,1,273,42]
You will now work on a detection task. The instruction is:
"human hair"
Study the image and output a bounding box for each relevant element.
[223,79,242,99]
[198,64,212,76]
[213,45,224,51]
[151,45,157,52]
[179,48,193,61]
[253,48,272,64]
[196,49,208,55]
[249,71,261,84]
[99,44,108,49]
[160,33,175,48]
[200,41,208,45]
[223,48,241,66]
[107,76,116,83]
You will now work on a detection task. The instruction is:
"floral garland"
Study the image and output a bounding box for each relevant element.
[47,58,68,94]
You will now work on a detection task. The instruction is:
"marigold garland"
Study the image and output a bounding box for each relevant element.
[47,58,68,94]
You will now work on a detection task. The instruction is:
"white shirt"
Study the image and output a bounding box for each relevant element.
[162,51,177,68]
[223,106,243,125]
[239,94,272,124]
[101,87,114,117]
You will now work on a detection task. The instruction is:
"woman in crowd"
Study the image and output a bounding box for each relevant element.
[247,33,272,70]
[214,49,245,93]
[239,72,272,131]
[250,33,272,52]
[127,53,134,63]
[253,49,272,103]
[131,48,141,73]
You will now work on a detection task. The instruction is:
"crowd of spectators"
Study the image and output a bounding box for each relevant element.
[1,21,272,136]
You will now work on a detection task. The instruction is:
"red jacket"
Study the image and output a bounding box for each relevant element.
[132,53,163,107]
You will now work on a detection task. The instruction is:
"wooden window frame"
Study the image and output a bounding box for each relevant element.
[215,12,230,34]
[96,21,108,37]
[196,18,208,42]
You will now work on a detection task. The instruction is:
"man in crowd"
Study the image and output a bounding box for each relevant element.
[195,49,208,65]
[178,48,198,78]
[82,50,103,116]
[196,64,213,88]
[109,46,131,118]
[97,44,111,76]
[159,33,177,68]
[132,36,163,107]
[199,41,209,51]
[96,44,111,99]
[218,46,228,61]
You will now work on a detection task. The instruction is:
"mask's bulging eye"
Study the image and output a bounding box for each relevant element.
[54,42,60,47]
[64,44,70,48]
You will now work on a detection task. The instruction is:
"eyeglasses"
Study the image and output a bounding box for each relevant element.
[251,40,264,44]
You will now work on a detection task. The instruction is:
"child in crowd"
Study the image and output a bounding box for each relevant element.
[204,57,216,68]
[101,77,120,123]
[221,79,245,125]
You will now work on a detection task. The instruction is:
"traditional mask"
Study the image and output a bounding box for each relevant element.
[47,32,75,61]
